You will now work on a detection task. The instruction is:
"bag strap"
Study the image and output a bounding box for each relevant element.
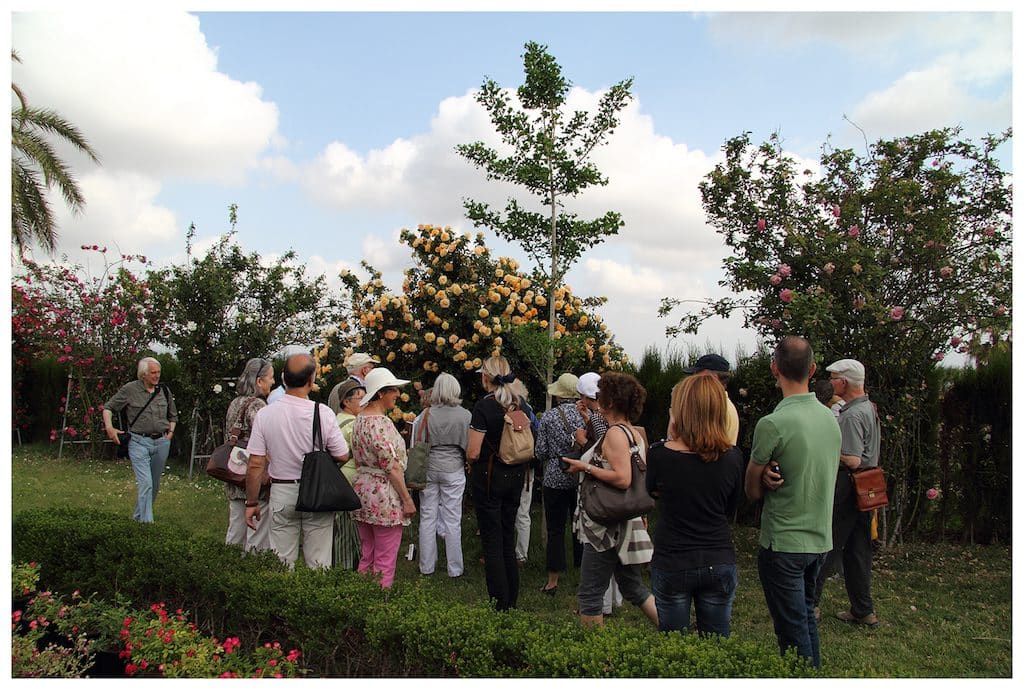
[416,408,431,445]
[228,396,259,446]
[127,385,162,433]
[311,402,325,452]
[338,417,356,431]
[555,405,574,439]
[593,423,639,463]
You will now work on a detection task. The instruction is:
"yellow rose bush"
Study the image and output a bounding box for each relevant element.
[321,224,626,417]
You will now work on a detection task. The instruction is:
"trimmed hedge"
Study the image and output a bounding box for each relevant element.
[13,508,814,677]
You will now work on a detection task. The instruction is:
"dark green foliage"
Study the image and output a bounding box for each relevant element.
[933,344,1011,543]
[13,508,813,678]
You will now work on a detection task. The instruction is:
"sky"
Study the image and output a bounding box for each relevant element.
[7,2,1016,367]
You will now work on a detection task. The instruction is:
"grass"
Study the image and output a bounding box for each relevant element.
[10,443,1012,677]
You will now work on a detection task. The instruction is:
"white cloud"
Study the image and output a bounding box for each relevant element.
[12,11,280,184]
[849,55,1011,141]
[51,170,178,259]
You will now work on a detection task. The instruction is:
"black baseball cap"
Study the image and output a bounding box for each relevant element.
[683,353,730,374]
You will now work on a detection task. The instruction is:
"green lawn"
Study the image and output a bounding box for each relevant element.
[10,443,1012,677]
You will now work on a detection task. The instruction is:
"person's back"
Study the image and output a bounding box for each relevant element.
[426,403,472,473]
[754,395,840,553]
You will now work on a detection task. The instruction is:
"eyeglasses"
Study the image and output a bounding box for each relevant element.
[829,376,845,382]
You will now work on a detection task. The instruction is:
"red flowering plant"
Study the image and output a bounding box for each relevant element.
[11,562,95,678]
[119,602,305,678]
[11,247,168,447]
[320,224,627,422]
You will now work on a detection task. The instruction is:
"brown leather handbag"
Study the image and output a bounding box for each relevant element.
[851,467,889,511]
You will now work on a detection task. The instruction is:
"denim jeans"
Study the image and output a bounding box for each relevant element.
[577,543,651,616]
[651,563,738,637]
[757,547,825,668]
[127,434,169,523]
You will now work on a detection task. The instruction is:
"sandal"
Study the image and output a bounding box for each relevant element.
[540,584,558,596]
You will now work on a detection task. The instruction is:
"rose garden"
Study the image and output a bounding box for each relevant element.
[10,43,1012,678]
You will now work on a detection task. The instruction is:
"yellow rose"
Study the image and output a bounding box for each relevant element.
[441,321,449,330]
[478,308,489,318]
[400,392,410,402]
[493,337,502,347]
[438,275,448,285]
[440,299,451,309]
[463,360,476,370]
[444,262,454,272]
[425,332,436,342]
[578,315,589,327]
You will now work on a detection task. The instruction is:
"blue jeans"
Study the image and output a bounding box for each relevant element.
[651,563,738,637]
[757,547,825,667]
[127,433,169,523]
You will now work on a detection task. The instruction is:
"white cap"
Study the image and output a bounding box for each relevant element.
[826,359,865,386]
[576,372,600,400]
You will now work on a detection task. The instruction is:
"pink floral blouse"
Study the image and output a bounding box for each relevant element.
[350,414,409,527]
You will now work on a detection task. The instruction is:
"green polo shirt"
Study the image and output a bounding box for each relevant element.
[751,393,840,553]
[103,380,177,435]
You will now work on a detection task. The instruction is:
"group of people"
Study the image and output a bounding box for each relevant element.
[101,333,882,668]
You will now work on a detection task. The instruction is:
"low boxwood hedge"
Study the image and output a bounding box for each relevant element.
[13,508,814,677]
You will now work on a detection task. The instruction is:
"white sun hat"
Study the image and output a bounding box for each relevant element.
[360,367,410,405]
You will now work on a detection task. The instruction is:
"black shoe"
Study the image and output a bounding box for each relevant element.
[540,584,557,596]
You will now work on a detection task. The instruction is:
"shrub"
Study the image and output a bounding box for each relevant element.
[14,508,815,678]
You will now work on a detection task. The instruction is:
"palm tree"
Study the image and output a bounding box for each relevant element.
[11,49,100,256]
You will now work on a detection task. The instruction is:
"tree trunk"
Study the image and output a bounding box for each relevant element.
[545,186,557,413]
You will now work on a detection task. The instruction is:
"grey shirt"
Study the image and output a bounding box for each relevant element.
[425,404,471,474]
[838,395,880,469]
[103,380,177,435]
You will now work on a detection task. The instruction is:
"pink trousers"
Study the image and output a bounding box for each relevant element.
[355,522,404,589]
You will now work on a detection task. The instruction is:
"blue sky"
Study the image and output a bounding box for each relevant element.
[9,5,1014,365]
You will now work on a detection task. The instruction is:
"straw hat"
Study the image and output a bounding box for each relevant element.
[547,372,580,400]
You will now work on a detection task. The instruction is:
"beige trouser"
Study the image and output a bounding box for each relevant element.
[267,482,334,569]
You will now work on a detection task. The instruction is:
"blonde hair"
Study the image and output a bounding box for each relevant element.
[670,374,733,462]
[479,356,528,410]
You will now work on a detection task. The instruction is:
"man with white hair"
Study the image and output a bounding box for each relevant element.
[812,358,881,627]
[103,357,177,523]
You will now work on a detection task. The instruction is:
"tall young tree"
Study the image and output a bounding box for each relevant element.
[11,50,100,256]
[457,41,633,408]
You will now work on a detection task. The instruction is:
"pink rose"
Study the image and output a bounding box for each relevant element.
[933,352,945,362]
[995,305,1007,317]
[770,319,782,330]
[848,225,860,239]
[853,296,866,310]
[779,288,794,303]
[778,263,791,277]
[890,306,904,321]
[832,204,841,218]
[926,488,939,500]
[757,218,766,231]
[940,266,953,278]
[983,226,995,237]
[823,262,835,275]
[770,274,782,286]
[950,336,961,347]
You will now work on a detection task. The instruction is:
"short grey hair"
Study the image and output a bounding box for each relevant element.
[430,373,462,407]
[236,358,273,397]
[137,357,160,380]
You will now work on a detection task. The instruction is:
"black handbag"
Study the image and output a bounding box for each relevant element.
[294,403,361,512]
[116,386,163,459]
[580,424,655,526]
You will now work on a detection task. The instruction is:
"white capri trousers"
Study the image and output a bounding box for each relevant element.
[267,482,334,569]
[418,468,466,577]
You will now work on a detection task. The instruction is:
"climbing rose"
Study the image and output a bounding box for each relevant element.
[778,263,791,277]
[769,274,782,286]
[779,288,794,303]
[848,225,860,239]
[890,306,904,321]
[940,266,954,278]
[926,488,940,500]
[757,218,766,231]
[950,336,961,347]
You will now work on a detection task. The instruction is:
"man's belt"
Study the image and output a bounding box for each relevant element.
[270,478,301,484]
[132,432,165,439]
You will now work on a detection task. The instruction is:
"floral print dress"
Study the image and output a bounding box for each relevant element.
[350,414,410,527]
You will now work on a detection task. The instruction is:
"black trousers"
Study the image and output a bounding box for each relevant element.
[542,484,583,573]
[813,470,875,617]
[471,461,525,611]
